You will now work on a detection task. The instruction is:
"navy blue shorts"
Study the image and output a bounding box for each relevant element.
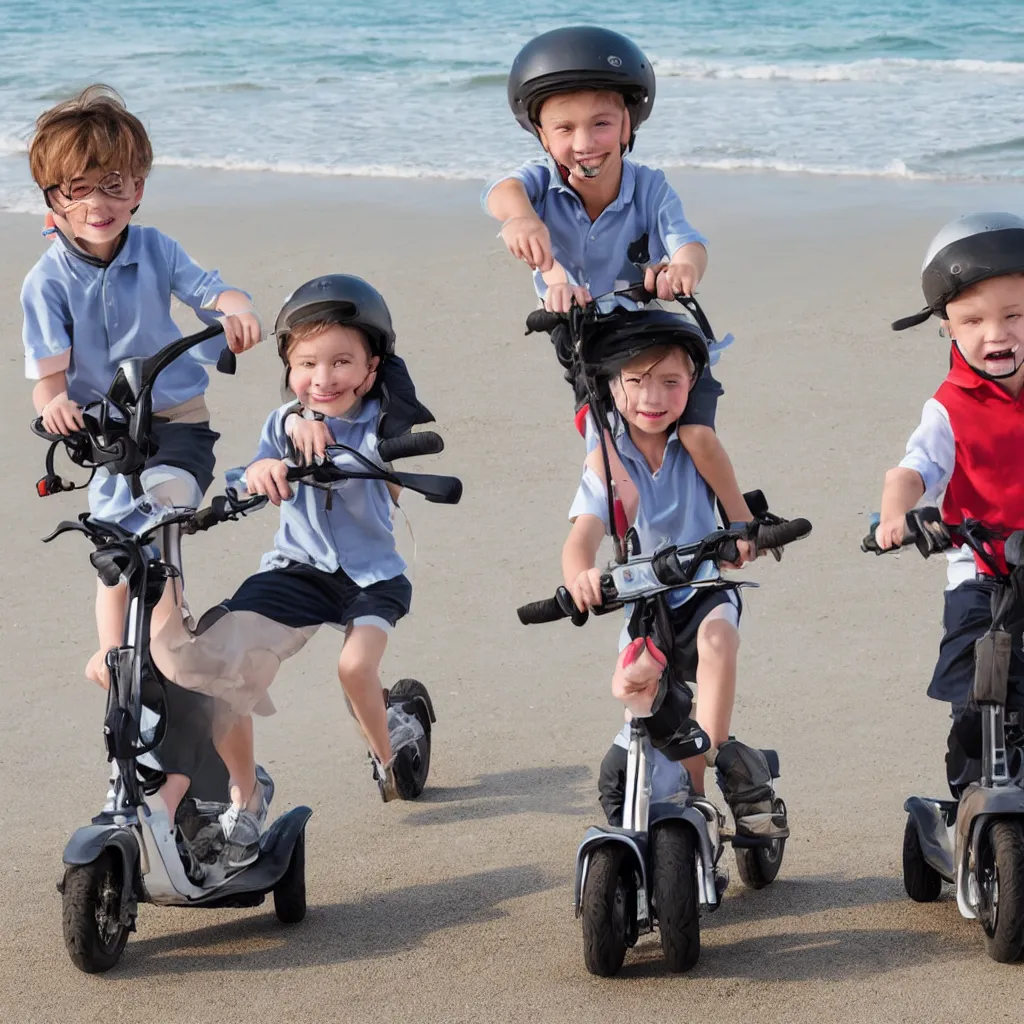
[221,562,412,631]
[929,579,1024,709]
[149,418,219,496]
[679,365,724,430]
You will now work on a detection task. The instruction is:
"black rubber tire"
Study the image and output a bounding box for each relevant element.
[389,678,432,800]
[273,830,307,925]
[902,817,943,903]
[978,820,1024,963]
[62,851,131,973]
[651,822,701,973]
[581,844,632,977]
[735,798,787,890]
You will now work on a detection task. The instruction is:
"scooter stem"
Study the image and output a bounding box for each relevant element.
[623,721,651,833]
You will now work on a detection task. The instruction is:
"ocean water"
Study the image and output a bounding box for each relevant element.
[1,0,1023,211]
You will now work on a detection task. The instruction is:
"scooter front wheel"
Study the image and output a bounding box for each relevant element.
[978,819,1024,963]
[651,822,700,973]
[62,851,131,973]
[581,844,632,977]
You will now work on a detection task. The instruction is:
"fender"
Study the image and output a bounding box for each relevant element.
[61,824,141,929]
[904,796,956,882]
[954,784,1024,920]
[573,825,649,931]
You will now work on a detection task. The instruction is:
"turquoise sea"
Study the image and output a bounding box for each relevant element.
[1,0,1023,210]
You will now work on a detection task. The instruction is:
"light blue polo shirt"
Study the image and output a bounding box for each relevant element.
[569,416,718,609]
[249,399,407,586]
[21,225,236,411]
[482,156,707,302]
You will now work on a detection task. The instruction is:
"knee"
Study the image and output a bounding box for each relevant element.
[141,466,202,509]
[697,619,739,664]
[338,650,379,688]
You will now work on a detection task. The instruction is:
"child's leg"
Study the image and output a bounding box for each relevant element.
[86,579,127,688]
[338,624,391,762]
[677,424,752,525]
[681,607,740,796]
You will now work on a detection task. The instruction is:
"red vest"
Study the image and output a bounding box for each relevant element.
[935,345,1024,575]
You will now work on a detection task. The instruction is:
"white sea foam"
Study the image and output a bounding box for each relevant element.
[652,56,1024,83]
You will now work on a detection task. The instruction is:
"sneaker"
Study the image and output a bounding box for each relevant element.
[371,754,400,803]
[218,780,271,869]
[387,704,424,754]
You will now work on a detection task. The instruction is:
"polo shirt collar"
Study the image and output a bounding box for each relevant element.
[55,224,133,269]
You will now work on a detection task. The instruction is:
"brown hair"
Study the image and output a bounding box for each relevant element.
[28,84,153,190]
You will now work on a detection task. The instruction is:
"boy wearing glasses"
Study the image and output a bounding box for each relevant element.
[20,85,261,823]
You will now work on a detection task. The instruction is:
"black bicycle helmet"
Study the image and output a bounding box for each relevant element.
[581,306,709,385]
[892,212,1024,331]
[275,274,396,362]
[507,26,655,148]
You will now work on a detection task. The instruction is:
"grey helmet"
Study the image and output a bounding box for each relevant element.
[892,212,1024,331]
[275,274,396,362]
[507,26,655,149]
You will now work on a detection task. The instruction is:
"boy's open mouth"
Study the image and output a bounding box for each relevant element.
[985,344,1019,363]
[637,409,667,420]
[574,154,607,179]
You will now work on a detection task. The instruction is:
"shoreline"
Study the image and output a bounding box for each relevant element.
[1,163,1022,222]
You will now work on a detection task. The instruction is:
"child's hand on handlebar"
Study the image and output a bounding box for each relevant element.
[544,283,592,313]
[40,392,85,435]
[245,458,293,505]
[569,567,603,612]
[286,414,335,465]
[500,215,554,272]
[644,261,699,301]
[221,310,262,354]
[874,516,906,552]
[720,537,757,571]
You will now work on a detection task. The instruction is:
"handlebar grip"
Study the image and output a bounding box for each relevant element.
[216,347,237,375]
[517,597,570,625]
[190,505,223,532]
[753,517,813,552]
[378,431,445,463]
[525,309,566,335]
[31,417,65,442]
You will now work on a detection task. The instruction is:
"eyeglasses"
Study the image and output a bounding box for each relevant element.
[44,171,139,210]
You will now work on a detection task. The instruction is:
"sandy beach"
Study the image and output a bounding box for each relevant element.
[2,166,1024,1022]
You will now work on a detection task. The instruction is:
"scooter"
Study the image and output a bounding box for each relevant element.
[863,507,1024,962]
[33,326,311,973]
[518,503,812,975]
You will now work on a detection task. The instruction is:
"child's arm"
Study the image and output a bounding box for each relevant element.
[211,289,262,354]
[875,468,926,549]
[875,398,953,549]
[33,370,84,434]
[162,233,262,356]
[486,178,555,273]
[243,409,293,505]
[562,513,606,611]
[677,424,752,525]
[644,171,709,298]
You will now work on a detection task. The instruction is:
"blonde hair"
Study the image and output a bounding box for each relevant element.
[28,84,153,190]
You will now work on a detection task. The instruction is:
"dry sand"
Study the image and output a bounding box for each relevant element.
[1,167,1023,1023]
